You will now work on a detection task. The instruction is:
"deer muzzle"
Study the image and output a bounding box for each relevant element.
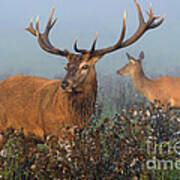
[61,80,69,90]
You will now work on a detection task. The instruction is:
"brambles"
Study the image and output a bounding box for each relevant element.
[0,103,179,179]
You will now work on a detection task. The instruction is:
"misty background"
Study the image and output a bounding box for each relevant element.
[0,0,180,79]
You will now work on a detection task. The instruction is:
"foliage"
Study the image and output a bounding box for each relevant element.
[0,73,180,179]
[0,103,180,179]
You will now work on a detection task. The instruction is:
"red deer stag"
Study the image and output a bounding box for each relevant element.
[0,0,165,141]
[117,51,180,109]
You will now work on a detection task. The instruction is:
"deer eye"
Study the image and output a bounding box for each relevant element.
[82,64,89,70]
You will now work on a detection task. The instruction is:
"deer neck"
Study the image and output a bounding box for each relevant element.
[60,72,97,128]
[131,68,151,96]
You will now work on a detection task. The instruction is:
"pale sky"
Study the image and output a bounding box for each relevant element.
[0,0,180,78]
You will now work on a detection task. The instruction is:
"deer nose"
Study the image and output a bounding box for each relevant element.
[117,70,121,75]
[61,80,69,89]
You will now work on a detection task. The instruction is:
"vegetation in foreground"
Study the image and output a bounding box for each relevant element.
[0,102,180,179]
[0,73,180,179]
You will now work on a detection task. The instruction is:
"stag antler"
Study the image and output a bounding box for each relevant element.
[74,0,166,56]
[25,7,69,57]
[73,33,99,54]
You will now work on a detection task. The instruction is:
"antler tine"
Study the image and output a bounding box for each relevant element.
[149,3,154,17]
[73,40,88,54]
[35,16,53,52]
[35,16,53,50]
[90,0,166,56]
[35,16,40,37]
[120,1,166,48]
[90,33,98,53]
[134,0,144,25]
[91,10,127,56]
[149,14,166,29]
[73,39,78,51]
[73,33,99,54]
[45,7,57,34]
[24,18,36,36]
[115,10,127,48]
[145,3,153,17]
[146,3,156,26]
[25,7,69,57]
[36,9,57,49]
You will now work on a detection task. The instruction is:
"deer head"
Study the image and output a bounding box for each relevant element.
[117,51,145,76]
[25,0,166,94]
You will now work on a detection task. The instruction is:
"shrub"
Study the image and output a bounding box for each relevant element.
[0,103,179,179]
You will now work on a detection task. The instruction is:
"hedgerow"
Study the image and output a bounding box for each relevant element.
[0,102,180,179]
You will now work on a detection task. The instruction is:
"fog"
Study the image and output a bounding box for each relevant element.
[0,0,180,78]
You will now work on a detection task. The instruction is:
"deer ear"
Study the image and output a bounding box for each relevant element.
[139,51,144,61]
[126,52,133,60]
[126,52,135,64]
[129,59,136,64]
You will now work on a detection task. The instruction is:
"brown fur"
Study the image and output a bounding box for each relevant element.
[1,1,164,143]
[117,52,180,108]
[0,73,97,140]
